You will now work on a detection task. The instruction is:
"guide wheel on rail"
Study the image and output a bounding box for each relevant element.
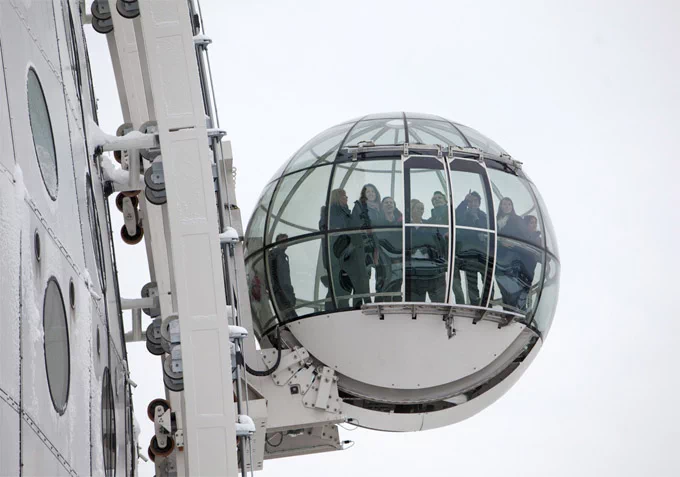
[148,435,175,460]
[121,223,144,245]
[115,193,139,212]
[147,398,170,421]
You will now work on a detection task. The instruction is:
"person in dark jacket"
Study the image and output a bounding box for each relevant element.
[348,184,383,306]
[324,188,371,309]
[453,191,489,306]
[497,197,525,239]
[269,234,297,319]
[406,199,447,302]
[427,191,449,226]
[495,197,532,311]
[375,196,403,302]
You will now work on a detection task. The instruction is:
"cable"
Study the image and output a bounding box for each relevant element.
[245,327,282,377]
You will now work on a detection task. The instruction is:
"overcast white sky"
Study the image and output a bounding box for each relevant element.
[87,1,680,475]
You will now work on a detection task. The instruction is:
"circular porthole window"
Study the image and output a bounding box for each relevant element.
[27,68,58,200]
[102,367,116,477]
[43,277,70,414]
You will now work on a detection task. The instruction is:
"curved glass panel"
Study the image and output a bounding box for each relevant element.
[528,182,559,258]
[44,277,70,414]
[102,367,116,477]
[27,68,59,200]
[407,119,467,148]
[245,181,275,256]
[533,254,559,336]
[363,112,402,120]
[285,122,354,174]
[491,237,544,316]
[246,253,278,334]
[488,169,544,246]
[450,160,493,230]
[267,165,332,244]
[404,112,446,121]
[405,225,448,302]
[267,237,330,319]
[404,157,448,225]
[455,123,506,156]
[374,228,403,302]
[452,229,493,306]
[342,119,405,147]
[328,229,403,308]
[329,159,403,230]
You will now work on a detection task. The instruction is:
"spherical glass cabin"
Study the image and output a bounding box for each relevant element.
[245,112,559,431]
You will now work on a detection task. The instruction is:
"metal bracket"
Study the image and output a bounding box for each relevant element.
[301,367,341,413]
[288,365,317,395]
[174,429,184,449]
[268,348,312,386]
[443,310,456,339]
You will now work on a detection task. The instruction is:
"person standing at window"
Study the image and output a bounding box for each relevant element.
[376,196,403,302]
[407,199,447,302]
[269,234,297,319]
[453,191,489,306]
[350,184,383,305]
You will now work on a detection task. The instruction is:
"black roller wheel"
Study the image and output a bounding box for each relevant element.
[121,223,143,245]
[147,398,170,421]
[149,435,175,458]
[92,17,113,34]
[116,0,139,19]
[115,193,139,212]
[145,186,167,206]
[145,339,164,356]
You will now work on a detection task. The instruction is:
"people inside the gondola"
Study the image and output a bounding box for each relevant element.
[269,234,298,319]
[322,188,372,310]
[497,197,524,239]
[406,199,447,303]
[347,183,383,305]
[375,196,403,302]
[428,191,449,225]
[524,215,542,247]
[495,197,538,312]
[453,191,489,306]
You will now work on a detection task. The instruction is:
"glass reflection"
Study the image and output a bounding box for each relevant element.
[267,165,332,244]
[328,231,372,310]
[452,229,493,306]
[285,122,353,174]
[407,119,468,148]
[488,168,543,245]
[342,119,406,147]
[454,123,506,156]
[405,220,447,303]
[533,255,559,336]
[405,159,449,225]
[245,181,275,256]
[267,237,330,319]
[491,237,543,316]
[529,182,559,258]
[246,254,278,333]
[329,160,403,230]
[374,228,403,302]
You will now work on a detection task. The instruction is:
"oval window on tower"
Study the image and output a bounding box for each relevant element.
[43,277,70,414]
[27,68,59,200]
